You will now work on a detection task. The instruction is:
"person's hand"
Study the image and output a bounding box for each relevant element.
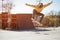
[25,3,28,5]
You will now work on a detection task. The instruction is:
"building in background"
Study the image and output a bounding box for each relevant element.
[0,12,34,30]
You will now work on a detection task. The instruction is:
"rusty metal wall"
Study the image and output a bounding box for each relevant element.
[1,12,34,30]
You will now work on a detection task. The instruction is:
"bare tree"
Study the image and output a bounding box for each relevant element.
[2,0,14,29]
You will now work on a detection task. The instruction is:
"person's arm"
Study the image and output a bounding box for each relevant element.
[44,1,53,7]
[25,3,36,8]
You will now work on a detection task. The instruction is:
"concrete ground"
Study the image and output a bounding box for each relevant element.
[0,27,60,40]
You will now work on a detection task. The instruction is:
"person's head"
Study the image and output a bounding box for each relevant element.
[38,3,43,8]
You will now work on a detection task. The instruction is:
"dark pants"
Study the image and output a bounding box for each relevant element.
[32,9,44,22]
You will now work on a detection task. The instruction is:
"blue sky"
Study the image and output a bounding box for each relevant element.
[0,0,60,15]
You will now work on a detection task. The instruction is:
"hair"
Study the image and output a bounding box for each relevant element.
[38,3,43,8]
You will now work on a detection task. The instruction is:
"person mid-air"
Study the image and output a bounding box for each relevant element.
[26,1,53,23]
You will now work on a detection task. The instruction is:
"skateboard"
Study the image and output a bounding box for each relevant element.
[31,17,43,26]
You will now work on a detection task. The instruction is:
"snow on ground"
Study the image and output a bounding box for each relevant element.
[0,27,60,40]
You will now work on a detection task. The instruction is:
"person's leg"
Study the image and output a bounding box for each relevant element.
[31,9,39,26]
[39,13,44,23]
[36,13,44,23]
[32,9,38,19]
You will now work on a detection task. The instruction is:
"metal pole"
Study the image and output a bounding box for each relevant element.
[2,0,3,12]
[2,0,3,29]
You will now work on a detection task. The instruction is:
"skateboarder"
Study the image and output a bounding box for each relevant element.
[26,1,53,23]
